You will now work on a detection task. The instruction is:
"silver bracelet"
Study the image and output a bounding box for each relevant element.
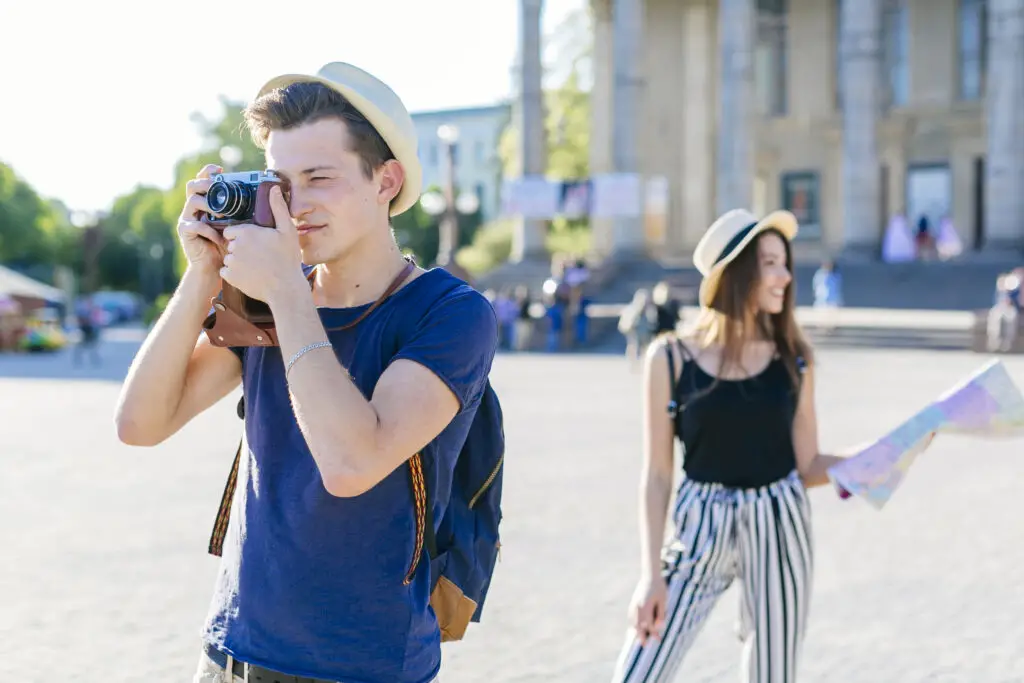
[285,341,333,379]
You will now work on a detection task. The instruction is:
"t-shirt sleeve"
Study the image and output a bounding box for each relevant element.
[392,289,498,412]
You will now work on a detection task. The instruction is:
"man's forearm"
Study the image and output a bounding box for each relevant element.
[115,268,221,442]
[268,281,381,496]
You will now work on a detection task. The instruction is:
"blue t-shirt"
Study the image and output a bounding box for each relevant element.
[202,268,498,682]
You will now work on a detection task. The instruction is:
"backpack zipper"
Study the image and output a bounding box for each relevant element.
[468,453,504,509]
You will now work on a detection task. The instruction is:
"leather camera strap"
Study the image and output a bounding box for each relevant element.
[322,257,416,332]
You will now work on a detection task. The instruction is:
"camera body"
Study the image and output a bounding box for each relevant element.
[205,169,289,229]
[202,170,292,332]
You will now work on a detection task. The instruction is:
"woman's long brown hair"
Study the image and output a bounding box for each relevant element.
[689,228,812,389]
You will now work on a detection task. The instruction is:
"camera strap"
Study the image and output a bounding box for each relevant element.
[322,256,416,333]
[203,256,416,349]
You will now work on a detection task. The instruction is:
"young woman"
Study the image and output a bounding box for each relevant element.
[611,209,845,683]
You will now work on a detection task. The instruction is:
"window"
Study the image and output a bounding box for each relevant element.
[881,0,908,109]
[755,0,787,117]
[959,0,987,100]
[781,171,821,239]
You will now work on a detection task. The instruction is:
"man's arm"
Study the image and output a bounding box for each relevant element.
[268,278,497,498]
[114,268,242,446]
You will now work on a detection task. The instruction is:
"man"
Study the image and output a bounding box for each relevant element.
[115,62,498,683]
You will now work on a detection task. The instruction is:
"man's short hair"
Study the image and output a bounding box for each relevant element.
[243,82,396,180]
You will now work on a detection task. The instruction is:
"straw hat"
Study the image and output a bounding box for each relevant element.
[693,209,799,307]
[257,62,423,216]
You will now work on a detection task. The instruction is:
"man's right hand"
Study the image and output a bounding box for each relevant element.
[177,164,229,273]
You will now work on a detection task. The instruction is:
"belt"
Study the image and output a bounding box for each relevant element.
[205,644,337,683]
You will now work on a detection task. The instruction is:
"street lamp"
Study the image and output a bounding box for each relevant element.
[419,124,481,273]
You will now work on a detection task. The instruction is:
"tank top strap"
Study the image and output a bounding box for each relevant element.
[665,338,691,418]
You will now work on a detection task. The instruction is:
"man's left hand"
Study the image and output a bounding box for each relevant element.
[219,186,307,307]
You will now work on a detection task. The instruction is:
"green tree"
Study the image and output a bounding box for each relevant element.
[0,162,76,273]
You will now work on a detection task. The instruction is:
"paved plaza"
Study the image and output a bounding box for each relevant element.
[1,333,1022,682]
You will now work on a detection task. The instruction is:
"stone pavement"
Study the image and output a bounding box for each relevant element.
[1,336,1023,682]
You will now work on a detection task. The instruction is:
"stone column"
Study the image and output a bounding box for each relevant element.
[602,0,643,254]
[609,0,647,254]
[838,0,882,254]
[984,0,1024,251]
[681,0,716,249]
[511,0,547,262]
[716,0,756,215]
[589,0,615,257]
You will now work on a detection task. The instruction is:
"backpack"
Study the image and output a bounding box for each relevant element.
[206,277,505,644]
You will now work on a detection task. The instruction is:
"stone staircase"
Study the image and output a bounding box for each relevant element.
[479,252,1023,352]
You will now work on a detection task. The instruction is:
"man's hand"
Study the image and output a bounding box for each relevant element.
[176,164,229,276]
[219,186,307,306]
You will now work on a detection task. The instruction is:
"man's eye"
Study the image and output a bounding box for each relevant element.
[310,177,329,182]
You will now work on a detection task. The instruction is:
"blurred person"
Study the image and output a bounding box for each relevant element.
[72,295,102,367]
[114,62,499,683]
[651,281,680,336]
[812,259,843,334]
[988,271,1022,352]
[618,288,655,370]
[513,285,534,351]
[611,209,846,683]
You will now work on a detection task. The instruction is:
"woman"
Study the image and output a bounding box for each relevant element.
[611,209,844,683]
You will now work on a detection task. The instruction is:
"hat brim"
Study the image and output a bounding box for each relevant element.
[698,210,799,308]
[257,74,423,217]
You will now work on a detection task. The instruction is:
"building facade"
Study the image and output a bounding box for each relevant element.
[410,104,512,222]
[514,0,1022,263]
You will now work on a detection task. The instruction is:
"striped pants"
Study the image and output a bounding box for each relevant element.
[612,471,813,683]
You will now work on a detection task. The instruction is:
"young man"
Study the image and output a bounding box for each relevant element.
[114,63,498,683]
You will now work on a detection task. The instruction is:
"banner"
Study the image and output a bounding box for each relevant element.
[500,173,652,219]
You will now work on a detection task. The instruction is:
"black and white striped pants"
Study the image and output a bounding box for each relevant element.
[612,470,814,683]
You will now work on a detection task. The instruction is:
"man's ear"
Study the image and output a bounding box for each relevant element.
[377,159,405,208]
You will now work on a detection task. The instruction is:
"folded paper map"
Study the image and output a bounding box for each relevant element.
[827,359,1024,509]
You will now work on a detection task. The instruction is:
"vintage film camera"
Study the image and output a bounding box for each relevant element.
[202,170,291,346]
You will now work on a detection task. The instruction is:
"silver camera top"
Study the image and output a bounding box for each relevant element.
[211,170,282,185]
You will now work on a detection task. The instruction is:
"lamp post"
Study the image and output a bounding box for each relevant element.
[419,124,480,283]
[70,210,102,296]
[435,124,460,267]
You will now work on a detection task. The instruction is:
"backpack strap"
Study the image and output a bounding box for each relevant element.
[208,439,242,557]
[403,452,430,585]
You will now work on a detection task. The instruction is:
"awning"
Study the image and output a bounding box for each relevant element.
[0,265,66,303]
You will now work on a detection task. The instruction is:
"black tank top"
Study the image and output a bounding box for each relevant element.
[668,342,800,489]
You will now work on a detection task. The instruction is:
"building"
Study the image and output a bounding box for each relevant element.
[410,103,512,222]
[512,0,1021,263]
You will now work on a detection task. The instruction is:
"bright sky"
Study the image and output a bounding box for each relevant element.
[0,0,583,215]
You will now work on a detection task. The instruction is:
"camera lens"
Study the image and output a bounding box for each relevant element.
[207,180,252,218]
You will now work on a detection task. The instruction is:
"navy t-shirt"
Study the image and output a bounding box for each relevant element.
[202,268,498,682]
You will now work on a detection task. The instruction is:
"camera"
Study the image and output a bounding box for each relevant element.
[204,170,290,228]
[201,170,292,336]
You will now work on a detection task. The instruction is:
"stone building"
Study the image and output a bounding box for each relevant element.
[512,0,1021,263]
